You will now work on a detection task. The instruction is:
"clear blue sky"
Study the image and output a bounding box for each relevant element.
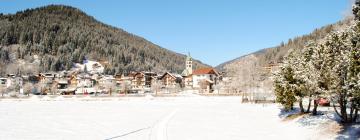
[1,0,351,66]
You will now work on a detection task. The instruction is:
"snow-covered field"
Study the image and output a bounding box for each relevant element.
[0,96,349,140]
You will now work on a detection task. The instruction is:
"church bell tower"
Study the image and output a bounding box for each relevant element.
[186,53,193,75]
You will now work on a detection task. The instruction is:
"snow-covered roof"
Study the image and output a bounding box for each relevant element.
[40,73,57,78]
[160,72,183,80]
[172,73,183,78]
[58,80,68,84]
[7,74,16,78]
[181,69,191,77]
[102,75,115,80]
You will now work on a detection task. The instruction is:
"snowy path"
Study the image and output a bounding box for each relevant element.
[0,96,336,140]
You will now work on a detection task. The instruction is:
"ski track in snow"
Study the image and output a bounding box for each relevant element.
[149,110,178,140]
[105,127,150,140]
[103,109,178,140]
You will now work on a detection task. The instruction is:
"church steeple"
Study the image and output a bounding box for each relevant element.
[181,52,193,76]
[186,53,192,74]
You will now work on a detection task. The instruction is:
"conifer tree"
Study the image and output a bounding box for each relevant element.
[274,54,297,111]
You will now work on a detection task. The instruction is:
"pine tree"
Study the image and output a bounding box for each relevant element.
[274,54,297,111]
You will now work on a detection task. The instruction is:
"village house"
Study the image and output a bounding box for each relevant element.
[131,72,143,89]
[71,73,100,95]
[143,72,158,88]
[56,79,70,94]
[66,73,98,95]
[27,75,40,84]
[125,72,137,89]
[0,77,9,88]
[112,74,125,92]
[159,72,182,88]
[183,75,193,89]
[77,74,94,88]
[39,73,57,85]
[6,75,23,88]
[192,68,220,93]
[69,74,77,87]
[0,78,6,85]
[99,75,116,85]
[0,74,25,94]
[96,75,116,94]
[114,74,122,82]
[57,81,76,95]
[115,73,134,93]
[131,72,157,90]
[114,74,124,88]
[91,73,100,83]
[7,74,16,78]
[54,72,76,95]
[263,61,282,74]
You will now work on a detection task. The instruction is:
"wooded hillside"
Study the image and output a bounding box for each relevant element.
[217,18,353,72]
[0,5,208,75]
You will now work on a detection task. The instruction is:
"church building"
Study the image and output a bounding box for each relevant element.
[181,53,193,88]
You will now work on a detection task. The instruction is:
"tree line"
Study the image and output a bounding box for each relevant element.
[275,1,360,123]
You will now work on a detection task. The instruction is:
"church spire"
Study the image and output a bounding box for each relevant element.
[186,52,192,61]
[181,52,193,76]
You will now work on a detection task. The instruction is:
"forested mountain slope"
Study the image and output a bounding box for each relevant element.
[0,5,209,75]
[217,18,353,72]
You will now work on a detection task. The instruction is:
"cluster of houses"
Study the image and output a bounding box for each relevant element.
[0,54,222,95]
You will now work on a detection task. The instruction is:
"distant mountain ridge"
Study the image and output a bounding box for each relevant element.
[0,5,209,75]
[216,18,353,72]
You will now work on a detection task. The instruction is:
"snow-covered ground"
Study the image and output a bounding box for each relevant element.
[0,96,353,140]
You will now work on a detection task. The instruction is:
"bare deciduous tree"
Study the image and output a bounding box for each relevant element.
[224,55,263,100]
[0,85,4,97]
[103,81,116,96]
[23,82,33,96]
[151,80,161,95]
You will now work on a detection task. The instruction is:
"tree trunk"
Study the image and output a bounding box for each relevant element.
[333,102,344,121]
[353,109,359,123]
[306,97,311,113]
[125,87,127,96]
[299,98,305,113]
[110,88,112,96]
[340,96,348,123]
[333,96,359,123]
[350,103,355,122]
[312,99,318,115]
